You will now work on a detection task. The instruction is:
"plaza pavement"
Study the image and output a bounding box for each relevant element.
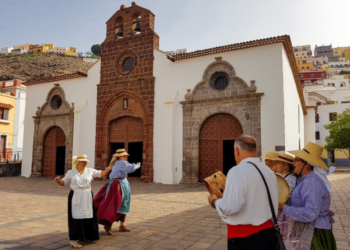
[0,171,349,250]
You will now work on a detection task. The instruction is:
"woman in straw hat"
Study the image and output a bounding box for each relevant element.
[54,154,112,248]
[94,149,141,235]
[260,150,279,172]
[275,153,297,190]
[278,142,336,250]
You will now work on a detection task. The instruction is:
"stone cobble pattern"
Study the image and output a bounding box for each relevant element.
[0,172,349,249]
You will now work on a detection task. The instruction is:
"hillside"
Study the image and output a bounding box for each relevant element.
[0,53,96,82]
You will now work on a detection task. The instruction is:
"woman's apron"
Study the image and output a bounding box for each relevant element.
[71,187,93,219]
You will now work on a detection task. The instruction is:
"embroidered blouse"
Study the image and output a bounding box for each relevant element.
[283,171,331,229]
[110,160,141,179]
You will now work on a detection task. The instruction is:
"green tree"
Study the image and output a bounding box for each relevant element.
[339,70,350,75]
[324,109,350,162]
[91,44,102,56]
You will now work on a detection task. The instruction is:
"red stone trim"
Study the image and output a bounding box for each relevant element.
[22,71,88,86]
[167,35,306,115]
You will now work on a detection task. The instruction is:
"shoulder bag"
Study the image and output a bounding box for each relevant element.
[248,162,286,250]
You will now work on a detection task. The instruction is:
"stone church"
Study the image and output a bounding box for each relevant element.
[21,3,314,184]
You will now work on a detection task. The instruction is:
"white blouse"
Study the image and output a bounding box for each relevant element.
[215,157,279,226]
[62,168,102,219]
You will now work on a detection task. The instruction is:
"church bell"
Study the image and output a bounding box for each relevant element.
[116,25,123,37]
[134,20,141,32]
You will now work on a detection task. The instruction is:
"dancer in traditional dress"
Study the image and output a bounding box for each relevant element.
[275,153,297,190]
[260,150,279,172]
[279,142,337,249]
[94,149,141,235]
[54,154,111,249]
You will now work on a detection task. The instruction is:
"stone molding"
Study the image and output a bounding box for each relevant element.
[31,84,74,177]
[180,58,263,184]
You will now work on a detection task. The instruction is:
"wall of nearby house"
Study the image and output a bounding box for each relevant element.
[304,107,316,145]
[0,93,16,158]
[315,103,350,166]
[153,43,299,183]
[21,61,100,177]
[282,48,305,152]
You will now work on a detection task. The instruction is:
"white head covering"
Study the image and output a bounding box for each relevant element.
[310,163,336,192]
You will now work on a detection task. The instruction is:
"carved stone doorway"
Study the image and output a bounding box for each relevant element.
[109,116,143,177]
[199,113,243,181]
[42,126,66,177]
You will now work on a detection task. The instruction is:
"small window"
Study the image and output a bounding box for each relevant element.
[311,74,314,77]
[300,74,304,77]
[315,113,320,123]
[0,108,9,120]
[329,112,337,121]
[316,131,320,140]
[321,73,325,77]
[341,84,344,87]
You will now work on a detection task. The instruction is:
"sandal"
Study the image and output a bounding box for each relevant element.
[70,241,82,248]
[119,225,131,232]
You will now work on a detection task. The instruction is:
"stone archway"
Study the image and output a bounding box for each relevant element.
[199,113,243,180]
[95,91,152,182]
[31,84,74,177]
[180,57,264,184]
[42,126,66,177]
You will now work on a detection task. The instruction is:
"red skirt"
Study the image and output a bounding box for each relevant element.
[93,181,123,225]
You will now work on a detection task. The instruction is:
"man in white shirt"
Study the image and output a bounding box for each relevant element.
[208,135,278,250]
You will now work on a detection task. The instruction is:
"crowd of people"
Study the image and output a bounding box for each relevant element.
[208,135,336,250]
[53,134,337,250]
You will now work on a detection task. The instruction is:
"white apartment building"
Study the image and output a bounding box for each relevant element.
[304,81,350,165]
[0,47,14,55]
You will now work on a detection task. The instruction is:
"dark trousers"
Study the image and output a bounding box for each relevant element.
[227,228,276,250]
[68,190,100,242]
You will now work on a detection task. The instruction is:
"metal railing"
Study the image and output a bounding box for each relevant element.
[0,151,22,162]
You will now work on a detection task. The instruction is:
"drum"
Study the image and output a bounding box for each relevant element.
[276,174,290,204]
[204,171,226,199]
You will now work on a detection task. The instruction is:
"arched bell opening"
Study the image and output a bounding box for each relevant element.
[132,13,141,34]
[115,16,123,38]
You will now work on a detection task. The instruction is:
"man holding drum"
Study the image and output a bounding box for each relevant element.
[208,135,279,250]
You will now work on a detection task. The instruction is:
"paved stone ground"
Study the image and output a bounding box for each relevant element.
[0,172,349,250]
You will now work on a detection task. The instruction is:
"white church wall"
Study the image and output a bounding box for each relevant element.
[21,61,100,177]
[282,48,305,151]
[304,107,316,144]
[153,43,293,184]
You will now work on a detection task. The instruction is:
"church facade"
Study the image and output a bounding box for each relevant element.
[21,3,312,184]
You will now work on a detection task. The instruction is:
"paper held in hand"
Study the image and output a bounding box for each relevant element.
[204,171,226,199]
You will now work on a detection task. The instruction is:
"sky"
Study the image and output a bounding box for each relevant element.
[0,0,349,53]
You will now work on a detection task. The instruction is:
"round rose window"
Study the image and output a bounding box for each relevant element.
[50,95,62,110]
[122,57,135,71]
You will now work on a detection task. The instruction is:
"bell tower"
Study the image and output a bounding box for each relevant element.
[95,2,159,182]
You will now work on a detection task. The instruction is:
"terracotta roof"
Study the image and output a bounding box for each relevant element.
[0,103,14,109]
[22,71,88,86]
[167,35,307,115]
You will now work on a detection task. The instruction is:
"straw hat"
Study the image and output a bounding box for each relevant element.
[72,154,90,168]
[113,149,129,157]
[288,142,328,171]
[276,153,294,165]
[260,151,279,161]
